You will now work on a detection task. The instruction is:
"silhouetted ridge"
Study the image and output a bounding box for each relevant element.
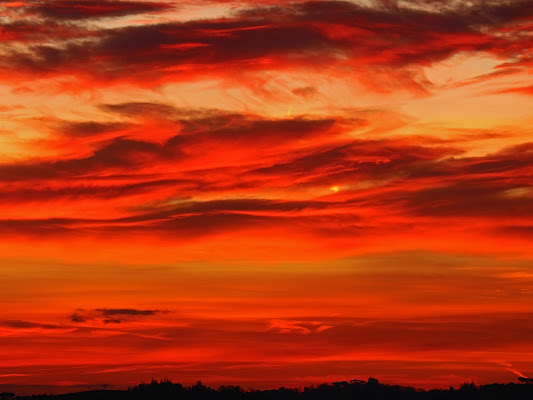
[12,377,533,400]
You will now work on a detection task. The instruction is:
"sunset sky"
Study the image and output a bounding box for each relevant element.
[1,0,533,393]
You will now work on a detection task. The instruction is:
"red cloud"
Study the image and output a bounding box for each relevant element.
[0,1,531,91]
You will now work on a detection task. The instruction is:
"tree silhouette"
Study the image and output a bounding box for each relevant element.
[1,393,15,400]
[10,376,533,400]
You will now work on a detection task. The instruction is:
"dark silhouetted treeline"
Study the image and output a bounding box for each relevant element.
[11,377,533,400]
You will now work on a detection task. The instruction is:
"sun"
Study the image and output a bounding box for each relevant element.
[330,185,340,193]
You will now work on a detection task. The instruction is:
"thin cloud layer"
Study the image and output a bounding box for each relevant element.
[28,1,175,20]
[70,309,164,325]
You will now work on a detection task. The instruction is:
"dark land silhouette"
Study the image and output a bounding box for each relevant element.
[4,377,533,400]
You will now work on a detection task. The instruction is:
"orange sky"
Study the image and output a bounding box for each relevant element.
[0,0,532,394]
